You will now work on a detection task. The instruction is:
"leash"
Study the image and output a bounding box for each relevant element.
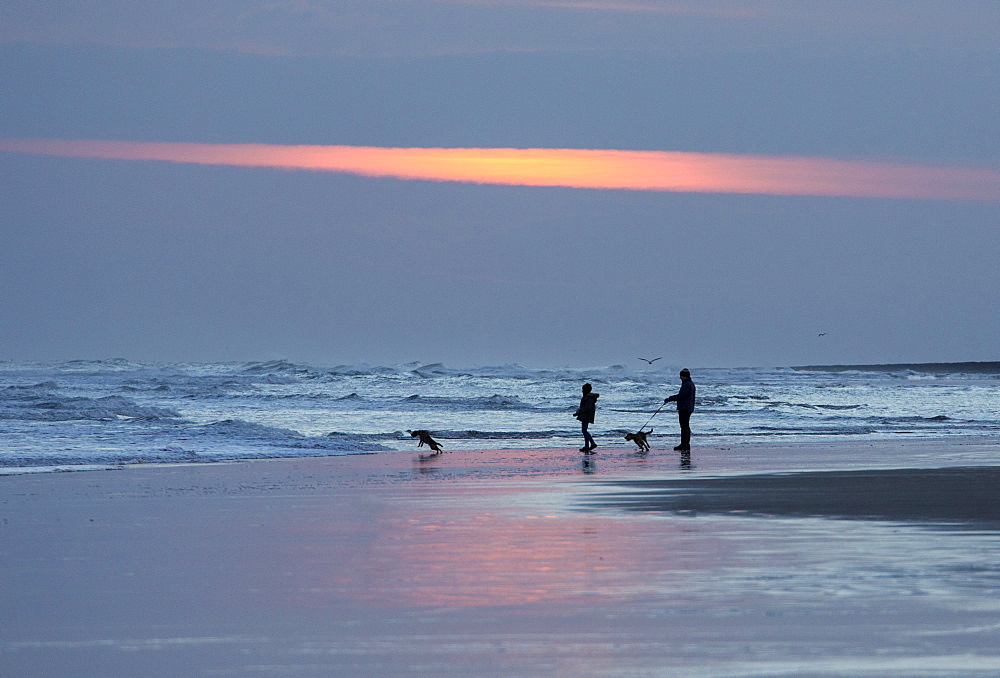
[637,402,665,432]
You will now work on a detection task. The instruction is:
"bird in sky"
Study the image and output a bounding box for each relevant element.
[638,357,662,364]
[818,333,827,337]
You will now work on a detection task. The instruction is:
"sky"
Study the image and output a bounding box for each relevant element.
[1,1,998,368]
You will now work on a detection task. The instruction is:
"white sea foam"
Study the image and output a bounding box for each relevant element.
[1,360,997,473]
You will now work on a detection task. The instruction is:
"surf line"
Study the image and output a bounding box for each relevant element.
[2,138,999,201]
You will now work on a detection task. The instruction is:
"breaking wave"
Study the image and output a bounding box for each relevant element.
[2,359,998,473]
[1,387,180,421]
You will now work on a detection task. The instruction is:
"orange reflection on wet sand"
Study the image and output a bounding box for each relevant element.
[2,137,999,200]
[287,482,732,610]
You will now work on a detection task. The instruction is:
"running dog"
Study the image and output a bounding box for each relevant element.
[410,430,445,454]
[624,428,652,452]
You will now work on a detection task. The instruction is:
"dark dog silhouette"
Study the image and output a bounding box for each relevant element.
[624,428,652,452]
[410,430,444,454]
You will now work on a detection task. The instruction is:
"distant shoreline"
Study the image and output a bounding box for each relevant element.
[791,361,1000,374]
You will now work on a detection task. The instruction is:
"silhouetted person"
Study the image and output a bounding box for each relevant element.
[664,368,696,451]
[574,383,599,453]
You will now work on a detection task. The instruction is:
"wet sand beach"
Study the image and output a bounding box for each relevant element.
[3,442,1000,676]
[592,466,1000,527]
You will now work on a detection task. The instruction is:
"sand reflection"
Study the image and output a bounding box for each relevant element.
[285,482,730,609]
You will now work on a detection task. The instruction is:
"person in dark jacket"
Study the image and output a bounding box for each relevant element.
[664,368,696,451]
[574,383,600,453]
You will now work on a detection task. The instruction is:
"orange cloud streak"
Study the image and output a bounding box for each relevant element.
[2,138,998,201]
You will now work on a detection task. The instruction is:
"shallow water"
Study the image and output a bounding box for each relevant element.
[4,454,999,677]
[2,359,998,473]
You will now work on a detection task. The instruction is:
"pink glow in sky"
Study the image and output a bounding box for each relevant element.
[3,138,997,201]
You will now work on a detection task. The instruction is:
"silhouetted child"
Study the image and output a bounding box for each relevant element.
[574,383,599,453]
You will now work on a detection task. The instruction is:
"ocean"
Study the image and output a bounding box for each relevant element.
[1,359,998,474]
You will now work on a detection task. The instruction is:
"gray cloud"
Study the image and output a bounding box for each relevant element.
[1,2,997,366]
[2,1,998,57]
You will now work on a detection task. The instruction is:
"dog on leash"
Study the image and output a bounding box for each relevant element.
[624,428,652,452]
[410,430,445,454]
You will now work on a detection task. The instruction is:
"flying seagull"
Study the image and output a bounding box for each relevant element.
[818,333,827,337]
[638,357,662,364]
